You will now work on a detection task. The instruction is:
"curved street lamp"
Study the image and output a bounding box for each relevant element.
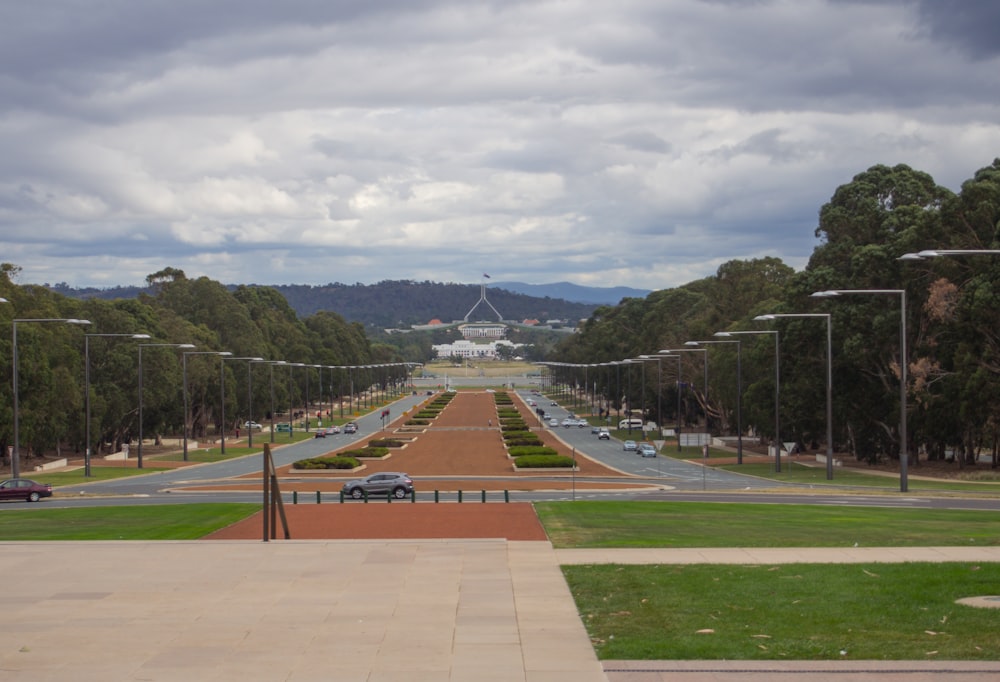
[812,288,907,492]
[687,338,743,463]
[220,356,263,454]
[85,332,150,476]
[137,343,195,468]
[182,350,231,461]
[12,317,91,478]
[755,313,834,480]
[716,329,781,471]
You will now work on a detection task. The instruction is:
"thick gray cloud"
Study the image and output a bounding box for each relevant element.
[1,0,998,290]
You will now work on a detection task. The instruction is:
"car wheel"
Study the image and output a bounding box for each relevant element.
[350,488,364,499]
[28,492,41,502]
[392,487,407,499]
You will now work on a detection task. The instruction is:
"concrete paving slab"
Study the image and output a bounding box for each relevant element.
[0,540,605,682]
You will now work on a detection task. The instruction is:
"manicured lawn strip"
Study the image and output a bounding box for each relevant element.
[719,462,1000,492]
[0,504,259,540]
[563,562,1000,660]
[534,501,1000,548]
[34,467,172,486]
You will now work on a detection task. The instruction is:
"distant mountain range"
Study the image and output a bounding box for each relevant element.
[49,279,649,327]
[491,281,650,305]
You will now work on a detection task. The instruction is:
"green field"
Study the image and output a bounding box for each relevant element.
[565,562,1000,660]
[0,504,258,540]
[534,500,1000,548]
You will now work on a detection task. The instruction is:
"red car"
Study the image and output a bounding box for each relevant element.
[0,478,53,503]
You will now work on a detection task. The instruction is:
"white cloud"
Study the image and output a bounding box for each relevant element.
[0,0,998,291]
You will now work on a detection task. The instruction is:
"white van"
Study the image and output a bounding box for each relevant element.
[618,418,644,430]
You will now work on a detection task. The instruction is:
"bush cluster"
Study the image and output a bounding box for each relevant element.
[341,446,390,458]
[507,445,558,457]
[293,456,362,469]
[513,455,574,468]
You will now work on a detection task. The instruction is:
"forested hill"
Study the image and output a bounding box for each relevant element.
[50,280,599,327]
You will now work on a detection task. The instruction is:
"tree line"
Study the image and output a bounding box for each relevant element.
[554,159,1000,469]
[0,266,404,466]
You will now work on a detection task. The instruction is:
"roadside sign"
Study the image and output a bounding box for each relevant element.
[653,440,665,450]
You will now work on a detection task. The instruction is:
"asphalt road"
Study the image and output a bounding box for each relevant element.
[37,388,1000,514]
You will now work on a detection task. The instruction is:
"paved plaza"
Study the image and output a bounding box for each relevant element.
[2,541,999,681]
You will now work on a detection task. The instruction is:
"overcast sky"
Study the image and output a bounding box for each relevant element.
[2,0,998,291]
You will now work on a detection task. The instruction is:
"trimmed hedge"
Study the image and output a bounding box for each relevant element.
[293,456,362,469]
[505,437,544,447]
[368,439,404,448]
[341,446,390,458]
[405,419,429,425]
[507,445,558,457]
[513,455,575,468]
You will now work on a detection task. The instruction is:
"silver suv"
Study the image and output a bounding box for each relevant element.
[342,472,414,499]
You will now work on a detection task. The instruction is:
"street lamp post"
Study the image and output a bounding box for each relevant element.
[715,330,781,472]
[687,339,743,463]
[660,348,709,435]
[220,356,263,454]
[12,318,91,478]
[137,343,194,468]
[182,351,231,461]
[755,313,834,480]
[812,288,908,492]
[85,333,149,476]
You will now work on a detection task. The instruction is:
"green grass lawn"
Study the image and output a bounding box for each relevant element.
[565,562,1000,660]
[719,461,1000,493]
[535,500,1000,548]
[0,504,258,540]
[32,466,171,486]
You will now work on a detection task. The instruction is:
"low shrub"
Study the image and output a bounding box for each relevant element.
[368,439,404,448]
[293,456,362,470]
[505,437,544,447]
[513,455,574,468]
[507,445,558,457]
[342,446,390,458]
[502,430,534,440]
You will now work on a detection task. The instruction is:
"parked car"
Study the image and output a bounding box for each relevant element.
[0,478,53,503]
[341,472,414,500]
[638,443,657,458]
[597,428,611,440]
[244,420,262,430]
[623,440,638,452]
[343,422,358,434]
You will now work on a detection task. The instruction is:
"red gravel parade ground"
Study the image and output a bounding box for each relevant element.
[202,390,643,540]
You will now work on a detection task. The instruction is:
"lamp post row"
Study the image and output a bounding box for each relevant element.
[0,296,406,477]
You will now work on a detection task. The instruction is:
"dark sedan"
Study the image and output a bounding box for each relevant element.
[0,478,53,503]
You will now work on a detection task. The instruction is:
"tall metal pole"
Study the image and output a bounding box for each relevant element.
[813,289,907,492]
[85,333,149,476]
[716,330,780,471]
[137,343,194,468]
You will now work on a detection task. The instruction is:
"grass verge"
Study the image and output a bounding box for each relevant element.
[535,500,1000,548]
[565,562,1000,660]
[719,461,1000,492]
[0,504,258,540]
